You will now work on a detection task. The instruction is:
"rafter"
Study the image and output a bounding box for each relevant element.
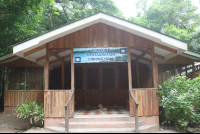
[49,50,66,64]
[53,60,71,69]
[154,43,177,54]
[130,53,151,63]
[49,54,71,65]
[24,44,46,57]
[134,48,164,60]
[36,49,66,62]
[133,48,151,62]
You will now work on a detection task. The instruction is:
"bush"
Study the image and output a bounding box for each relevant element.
[16,101,44,127]
[157,76,200,132]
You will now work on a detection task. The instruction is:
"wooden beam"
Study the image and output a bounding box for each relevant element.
[62,62,65,89]
[154,43,177,54]
[151,47,157,88]
[36,50,66,62]
[53,60,71,70]
[134,48,151,63]
[128,48,132,90]
[0,56,17,63]
[136,61,140,88]
[5,66,9,91]
[49,54,71,65]
[71,49,74,91]
[193,62,196,78]
[44,45,49,90]
[131,60,148,68]
[49,50,67,64]
[134,48,164,60]
[24,44,46,57]
[131,53,151,63]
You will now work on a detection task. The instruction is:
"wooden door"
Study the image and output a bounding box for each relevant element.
[85,66,101,106]
[101,65,117,106]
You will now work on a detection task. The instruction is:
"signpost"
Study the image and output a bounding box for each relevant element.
[73,47,128,63]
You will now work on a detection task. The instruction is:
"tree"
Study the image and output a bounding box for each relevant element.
[128,0,200,53]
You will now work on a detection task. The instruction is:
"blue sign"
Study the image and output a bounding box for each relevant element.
[73,47,128,63]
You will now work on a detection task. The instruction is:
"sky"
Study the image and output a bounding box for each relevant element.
[113,0,200,19]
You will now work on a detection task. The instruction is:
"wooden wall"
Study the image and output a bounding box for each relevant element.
[129,88,159,117]
[7,58,42,67]
[4,91,44,106]
[160,55,194,64]
[44,90,74,118]
[48,23,154,48]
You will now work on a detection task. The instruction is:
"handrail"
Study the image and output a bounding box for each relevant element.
[64,90,74,133]
[129,89,139,133]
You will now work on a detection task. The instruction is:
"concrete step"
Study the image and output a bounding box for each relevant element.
[45,124,159,133]
[69,117,135,122]
[59,121,145,129]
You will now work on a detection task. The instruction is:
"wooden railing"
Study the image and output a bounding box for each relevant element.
[64,90,74,133]
[129,90,139,133]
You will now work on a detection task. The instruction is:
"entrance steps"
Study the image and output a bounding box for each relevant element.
[45,118,159,133]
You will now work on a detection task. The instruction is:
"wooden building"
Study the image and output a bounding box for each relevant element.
[1,12,199,133]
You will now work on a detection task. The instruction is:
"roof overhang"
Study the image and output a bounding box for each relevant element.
[5,12,188,68]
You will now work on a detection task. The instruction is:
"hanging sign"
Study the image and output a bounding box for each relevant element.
[73,47,128,63]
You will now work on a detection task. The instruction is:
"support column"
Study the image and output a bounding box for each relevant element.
[128,48,132,90]
[151,47,158,88]
[45,45,49,90]
[62,62,65,89]
[193,62,196,78]
[5,66,9,91]
[136,61,140,88]
[174,64,176,76]
[71,49,74,90]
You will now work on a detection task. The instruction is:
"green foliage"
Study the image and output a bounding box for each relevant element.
[128,0,200,53]
[21,82,30,91]
[157,76,200,131]
[16,101,44,127]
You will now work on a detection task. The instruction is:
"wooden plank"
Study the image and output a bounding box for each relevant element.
[62,62,65,89]
[134,48,151,62]
[136,61,140,88]
[136,90,143,117]
[36,50,66,62]
[146,89,152,116]
[49,53,71,65]
[5,66,9,91]
[49,50,67,64]
[4,92,10,106]
[154,43,177,54]
[14,91,18,106]
[71,49,74,90]
[24,44,46,57]
[134,48,164,60]
[129,90,135,117]
[142,90,147,116]
[0,56,17,63]
[44,91,48,117]
[152,89,159,116]
[10,91,14,106]
[45,45,49,90]
[131,53,151,63]
[128,48,132,90]
[151,47,157,88]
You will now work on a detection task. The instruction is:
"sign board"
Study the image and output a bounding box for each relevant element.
[73,47,128,63]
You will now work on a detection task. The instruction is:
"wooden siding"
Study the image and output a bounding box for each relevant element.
[48,23,154,49]
[160,55,194,64]
[44,90,74,118]
[7,58,42,67]
[4,91,44,106]
[129,88,159,117]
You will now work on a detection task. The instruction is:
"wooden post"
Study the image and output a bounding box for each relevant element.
[71,49,74,90]
[193,62,196,78]
[24,67,27,90]
[5,66,9,91]
[136,61,140,88]
[174,64,176,76]
[128,48,132,90]
[151,47,157,88]
[62,62,65,89]
[45,45,49,90]
[185,65,187,78]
